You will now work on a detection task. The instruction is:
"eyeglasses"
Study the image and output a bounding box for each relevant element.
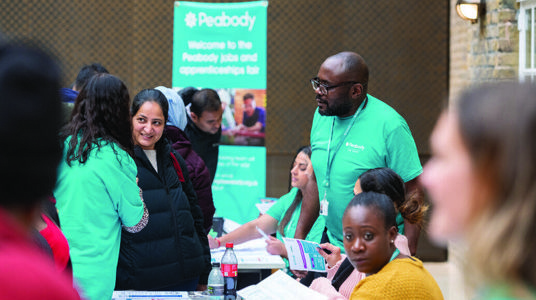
[310,77,365,95]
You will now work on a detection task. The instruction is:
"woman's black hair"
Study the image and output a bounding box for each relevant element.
[359,168,405,209]
[344,191,397,230]
[62,73,133,165]
[278,145,313,236]
[131,89,169,124]
[359,167,427,227]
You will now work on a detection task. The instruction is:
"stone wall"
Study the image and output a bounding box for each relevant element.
[450,0,518,106]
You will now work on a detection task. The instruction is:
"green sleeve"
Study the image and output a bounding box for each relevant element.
[266,188,299,222]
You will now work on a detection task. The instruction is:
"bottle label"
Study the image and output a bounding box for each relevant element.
[221,263,238,277]
[208,284,224,296]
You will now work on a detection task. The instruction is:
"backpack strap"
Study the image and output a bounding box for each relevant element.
[169,151,185,182]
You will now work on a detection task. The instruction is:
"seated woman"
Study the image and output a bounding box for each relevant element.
[207,146,325,275]
[116,89,211,291]
[322,192,443,300]
[311,167,427,298]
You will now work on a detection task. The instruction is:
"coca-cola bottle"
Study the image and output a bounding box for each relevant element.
[221,243,238,300]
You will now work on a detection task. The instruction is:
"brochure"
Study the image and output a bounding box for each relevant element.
[282,237,326,272]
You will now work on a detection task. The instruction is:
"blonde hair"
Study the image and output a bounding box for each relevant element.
[455,82,536,290]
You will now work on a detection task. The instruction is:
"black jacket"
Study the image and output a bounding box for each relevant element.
[184,117,221,183]
[116,139,211,290]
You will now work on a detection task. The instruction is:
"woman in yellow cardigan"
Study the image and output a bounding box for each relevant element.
[343,192,443,300]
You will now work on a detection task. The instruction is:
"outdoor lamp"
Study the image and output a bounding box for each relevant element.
[456,0,484,24]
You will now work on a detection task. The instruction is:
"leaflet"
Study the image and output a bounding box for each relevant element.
[238,270,327,300]
[282,237,326,272]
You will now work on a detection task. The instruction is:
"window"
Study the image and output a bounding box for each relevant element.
[519,0,536,81]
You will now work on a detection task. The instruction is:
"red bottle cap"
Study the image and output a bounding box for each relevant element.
[225,243,234,248]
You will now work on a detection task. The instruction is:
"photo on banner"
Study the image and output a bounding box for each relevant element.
[173,1,268,224]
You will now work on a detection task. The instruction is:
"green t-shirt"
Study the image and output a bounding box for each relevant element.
[266,187,325,243]
[54,137,144,300]
[476,283,536,300]
[310,95,422,252]
[266,187,326,273]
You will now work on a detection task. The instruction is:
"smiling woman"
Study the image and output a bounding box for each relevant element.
[115,89,211,292]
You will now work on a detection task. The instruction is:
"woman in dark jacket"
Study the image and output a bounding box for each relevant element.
[116,89,211,291]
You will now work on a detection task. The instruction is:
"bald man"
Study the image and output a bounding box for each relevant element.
[303,52,423,256]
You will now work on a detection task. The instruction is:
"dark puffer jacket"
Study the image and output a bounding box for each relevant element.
[164,125,215,232]
[116,139,211,290]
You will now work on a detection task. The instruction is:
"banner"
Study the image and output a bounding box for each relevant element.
[173,1,267,89]
[173,1,268,224]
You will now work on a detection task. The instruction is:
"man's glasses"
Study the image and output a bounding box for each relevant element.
[310,77,365,95]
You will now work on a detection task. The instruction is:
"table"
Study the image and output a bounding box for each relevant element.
[112,290,207,299]
[211,238,286,289]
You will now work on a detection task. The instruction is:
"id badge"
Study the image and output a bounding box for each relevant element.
[320,192,329,216]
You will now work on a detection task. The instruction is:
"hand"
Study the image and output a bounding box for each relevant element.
[196,284,207,291]
[207,235,220,249]
[265,236,287,258]
[302,171,319,201]
[290,269,308,279]
[317,243,342,268]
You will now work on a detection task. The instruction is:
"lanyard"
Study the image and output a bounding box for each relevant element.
[323,98,367,188]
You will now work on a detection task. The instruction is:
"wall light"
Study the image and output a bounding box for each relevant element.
[456,0,485,24]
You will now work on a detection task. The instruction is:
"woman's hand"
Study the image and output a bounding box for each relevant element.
[265,236,287,258]
[317,242,342,268]
[207,235,220,249]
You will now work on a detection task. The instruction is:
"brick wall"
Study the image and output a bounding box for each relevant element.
[450,0,518,106]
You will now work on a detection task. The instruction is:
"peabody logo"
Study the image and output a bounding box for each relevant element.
[184,11,256,31]
[346,142,365,152]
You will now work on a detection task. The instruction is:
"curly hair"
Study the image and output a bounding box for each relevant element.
[61,73,133,165]
[359,167,428,228]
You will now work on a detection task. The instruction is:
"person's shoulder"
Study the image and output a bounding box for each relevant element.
[279,187,299,201]
[389,256,424,269]
[0,241,80,299]
[366,95,402,117]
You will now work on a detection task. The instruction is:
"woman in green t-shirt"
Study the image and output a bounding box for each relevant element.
[207,146,325,263]
[54,74,148,300]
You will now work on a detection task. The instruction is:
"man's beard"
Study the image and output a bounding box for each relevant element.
[318,99,353,117]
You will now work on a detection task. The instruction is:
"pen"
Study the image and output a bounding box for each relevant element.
[256,226,270,241]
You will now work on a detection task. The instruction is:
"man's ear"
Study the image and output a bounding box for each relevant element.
[350,83,364,99]
[190,111,198,122]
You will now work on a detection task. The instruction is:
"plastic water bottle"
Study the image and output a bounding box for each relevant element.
[221,243,238,300]
[207,262,224,299]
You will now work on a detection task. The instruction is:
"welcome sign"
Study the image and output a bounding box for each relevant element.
[173,1,267,89]
[173,1,268,225]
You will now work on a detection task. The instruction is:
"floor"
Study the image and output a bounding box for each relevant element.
[424,262,472,300]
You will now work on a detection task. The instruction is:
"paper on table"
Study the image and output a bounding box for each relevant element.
[210,238,286,269]
[237,270,327,300]
[283,237,326,272]
[112,291,192,299]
